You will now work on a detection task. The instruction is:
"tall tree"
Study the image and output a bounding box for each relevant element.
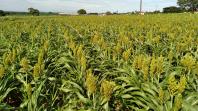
[77,9,87,15]
[163,6,182,13]
[106,11,112,15]
[28,8,40,16]
[177,0,198,12]
[0,10,6,16]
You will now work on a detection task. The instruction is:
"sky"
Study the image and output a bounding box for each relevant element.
[0,0,177,13]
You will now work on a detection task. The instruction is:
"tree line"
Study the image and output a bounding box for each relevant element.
[0,0,198,16]
[163,0,198,13]
[76,0,198,14]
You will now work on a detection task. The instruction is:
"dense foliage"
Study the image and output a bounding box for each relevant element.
[77,9,87,15]
[163,6,183,13]
[28,8,40,16]
[0,10,6,16]
[177,0,198,11]
[106,11,112,15]
[0,14,198,110]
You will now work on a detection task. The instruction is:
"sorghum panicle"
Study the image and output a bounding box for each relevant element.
[85,69,97,95]
[178,75,186,93]
[168,75,178,96]
[0,65,5,79]
[20,58,29,72]
[100,80,115,101]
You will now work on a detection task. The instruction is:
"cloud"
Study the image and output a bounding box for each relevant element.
[0,0,177,13]
[0,0,31,11]
[26,0,108,12]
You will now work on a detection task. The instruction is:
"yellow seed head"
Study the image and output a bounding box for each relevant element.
[98,38,104,47]
[159,87,164,104]
[43,40,49,52]
[114,43,122,54]
[132,57,138,69]
[143,65,149,81]
[73,45,78,56]
[101,40,107,49]
[76,45,83,58]
[41,64,45,72]
[3,52,13,66]
[80,55,87,71]
[153,36,160,43]
[168,50,174,61]
[3,53,7,66]
[33,63,40,79]
[178,75,186,93]
[181,53,196,70]
[173,94,183,111]
[137,55,144,69]
[122,48,131,61]
[92,34,100,44]
[100,80,115,101]
[193,64,198,76]
[142,59,150,81]
[64,31,69,41]
[68,40,76,51]
[112,51,117,61]
[133,54,144,70]
[4,55,11,66]
[121,35,129,45]
[12,49,17,62]
[156,55,164,75]
[168,75,178,96]
[150,56,157,77]
[38,49,44,65]
[20,58,29,72]
[26,83,32,97]
[85,69,97,95]
[0,65,5,79]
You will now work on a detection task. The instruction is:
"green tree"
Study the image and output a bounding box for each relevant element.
[163,6,182,13]
[177,0,198,12]
[106,11,112,15]
[0,10,6,16]
[77,9,87,15]
[153,10,160,14]
[28,8,40,16]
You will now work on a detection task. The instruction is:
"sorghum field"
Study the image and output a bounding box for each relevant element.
[0,14,198,111]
